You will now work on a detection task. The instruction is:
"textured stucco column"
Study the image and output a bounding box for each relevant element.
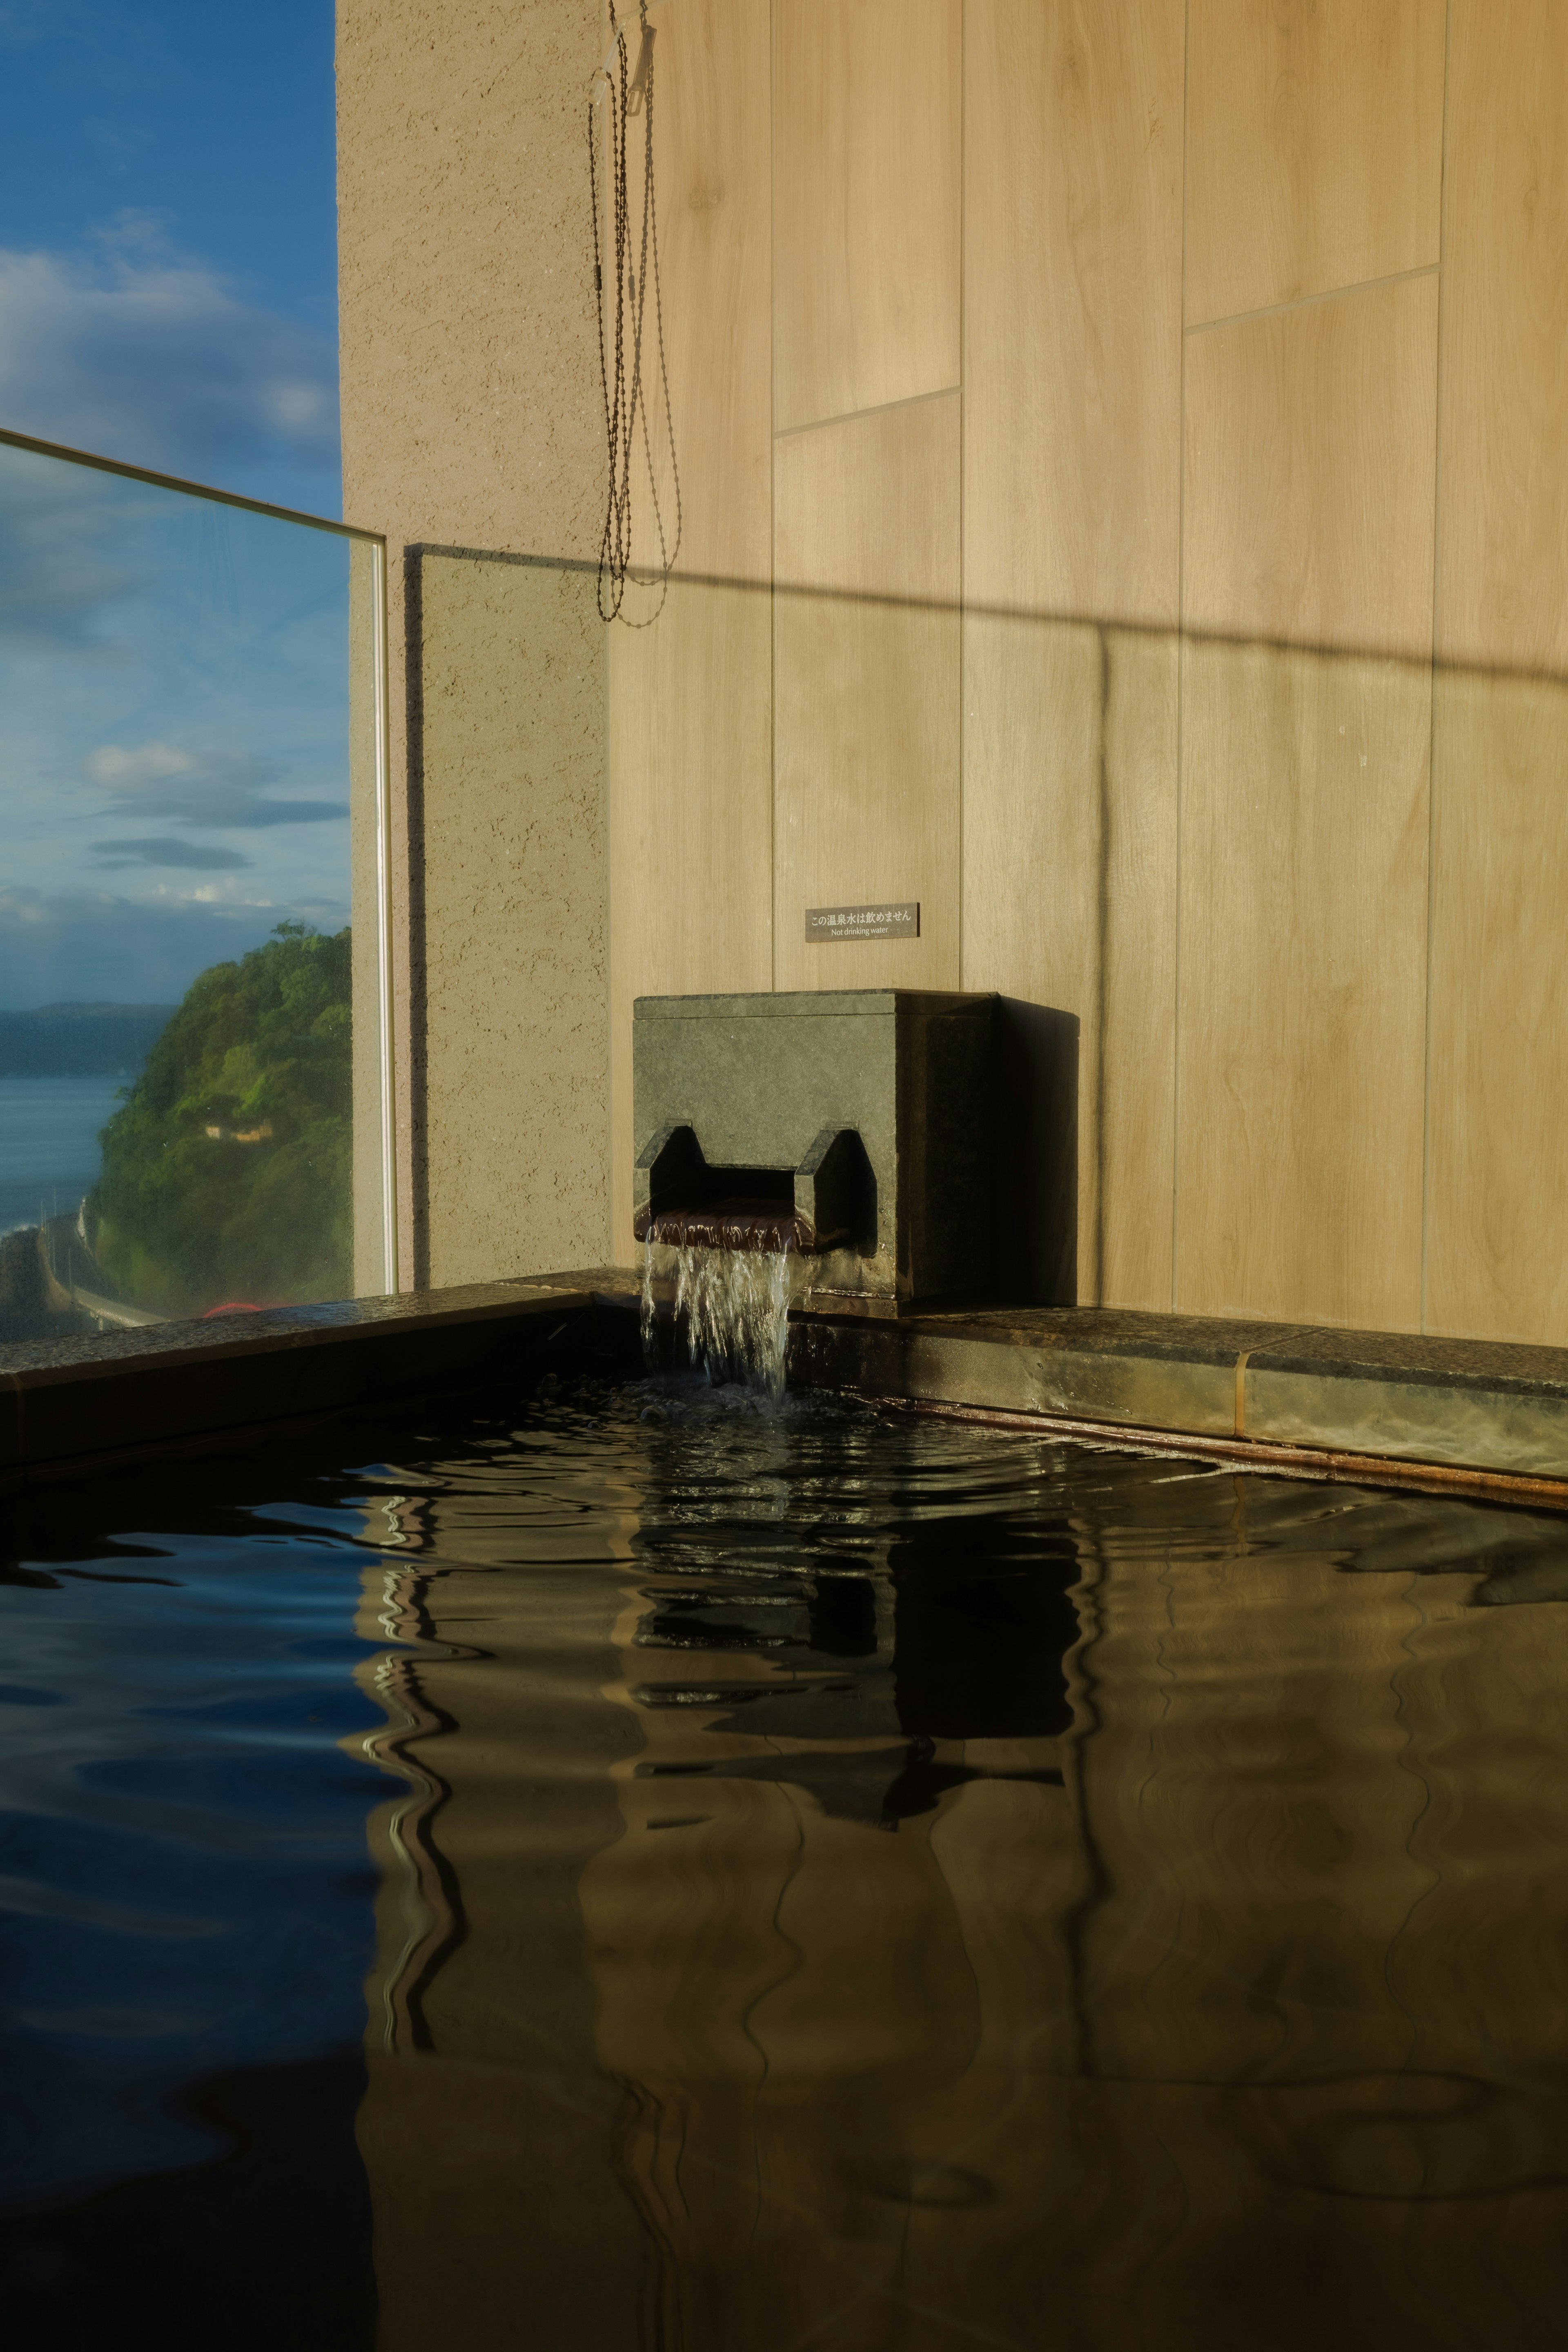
[336,0,610,1285]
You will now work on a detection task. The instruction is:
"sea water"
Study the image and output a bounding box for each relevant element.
[0,1074,125,1236]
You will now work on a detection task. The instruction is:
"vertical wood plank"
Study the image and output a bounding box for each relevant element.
[1185,0,1445,326]
[1183,275,1441,660]
[964,0,1185,629]
[1176,278,1439,1328]
[962,0,1184,1306]
[1176,641,1432,1328]
[1426,3,1568,1343]
[606,0,774,1261]
[962,619,1178,1306]
[774,397,961,994]
[1436,1,1568,678]
[610,583,775,1261]
[611,0,773,584]
[1426,673,1568,1343]
[773,0,961,434]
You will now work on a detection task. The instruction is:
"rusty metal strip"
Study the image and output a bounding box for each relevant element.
[873,1393,1568,1514]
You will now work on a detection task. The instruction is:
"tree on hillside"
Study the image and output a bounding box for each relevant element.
[94,924,353,1313]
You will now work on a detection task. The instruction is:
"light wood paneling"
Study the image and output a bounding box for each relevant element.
[962,617,1178,1307]
[772,0,961,434]
[773,396,960,992]
[961,0,1182,1308]
[614,0,772,583]
[609,581,775,1260]
[606,0,774,1261]
[964,0,1185,628]
[1424,3,1568,1347]
[1177,279,1437,1329]
[1437,1,1568,677]
[1426,672,1568,1343]
[1184,274,1440,662]
[1185,0,1445,327]
[1175,642,1431,1328]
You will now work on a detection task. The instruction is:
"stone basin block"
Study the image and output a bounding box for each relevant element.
[632,990,996,1313]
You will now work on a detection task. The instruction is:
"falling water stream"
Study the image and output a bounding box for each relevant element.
[640,1235,793,1401]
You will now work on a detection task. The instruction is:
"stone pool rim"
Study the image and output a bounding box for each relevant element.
[7,1267,1568,1512]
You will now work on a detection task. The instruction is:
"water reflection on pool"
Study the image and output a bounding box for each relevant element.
[4,1379,1568,2349]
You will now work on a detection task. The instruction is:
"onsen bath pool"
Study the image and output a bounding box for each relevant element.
[4,1372,1568,2350]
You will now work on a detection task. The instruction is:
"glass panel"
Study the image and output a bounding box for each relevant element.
[0,435,391,1341]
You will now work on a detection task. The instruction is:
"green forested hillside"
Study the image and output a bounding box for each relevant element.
[94,924,353,1313]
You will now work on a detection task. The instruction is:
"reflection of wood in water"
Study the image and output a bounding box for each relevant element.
[356,1560,462,2057]
[347,1476,650,2352]
[581,1486,1568,2349]
[349,1459,1568,2348]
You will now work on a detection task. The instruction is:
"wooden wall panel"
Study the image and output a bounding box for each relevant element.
[615,0,773,584]
[598,0,1564,1346]
[1176,278,1438,1329]
[773,0,960,434]
[1183,274,1440,661]
[962,0,1183,1307]
[1437,1,1568,677]
[1425,4,1568,1345]
[773,397,960,993]
[606,0,773,1260]
[1185,0,1444,326]
[963,619,1178,1307]
[1426,672,1568,1343]
[964,0,1185,629]
[1176,642,1432,1328]
[609,583,775,1259]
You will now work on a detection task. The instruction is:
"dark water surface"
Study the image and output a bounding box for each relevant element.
[5,1377,1568,2349]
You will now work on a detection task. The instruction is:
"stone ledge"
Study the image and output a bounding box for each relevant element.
[784,1301,1568,1503]
[0,1282,618,1489]
[13,1265,1568,1507]
[532,1270,1568,1498]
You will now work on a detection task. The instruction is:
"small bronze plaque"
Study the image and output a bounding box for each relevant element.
[805,901,920,943]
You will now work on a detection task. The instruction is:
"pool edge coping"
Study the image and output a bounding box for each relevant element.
[10,1266,1568,1513]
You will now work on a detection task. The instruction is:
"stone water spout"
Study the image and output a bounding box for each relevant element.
[633,991,999,1395]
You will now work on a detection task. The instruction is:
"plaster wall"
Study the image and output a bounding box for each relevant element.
[337,0,608,1284]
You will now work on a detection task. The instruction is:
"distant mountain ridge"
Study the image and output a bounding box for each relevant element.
[0,1003,177,1078]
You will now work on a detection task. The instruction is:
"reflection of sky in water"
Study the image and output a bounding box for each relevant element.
[0,442,354,1008]
[0,1528,383,2215]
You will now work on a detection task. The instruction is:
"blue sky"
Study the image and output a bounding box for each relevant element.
[0,0,340,514]
[0,1,352,1010]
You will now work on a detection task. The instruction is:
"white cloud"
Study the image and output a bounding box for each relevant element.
[0,458,137,644]
[89,837,252,872]
[0,216,339,494]
[86,742,195,786]
[86,739,348,829]
[0,882,348,1008]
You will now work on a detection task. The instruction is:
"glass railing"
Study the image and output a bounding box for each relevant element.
[0,426,394,1345]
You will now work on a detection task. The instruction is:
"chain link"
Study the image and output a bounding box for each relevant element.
[588,1,682,625]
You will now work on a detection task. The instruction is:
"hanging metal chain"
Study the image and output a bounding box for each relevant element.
[588,0,682,625]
